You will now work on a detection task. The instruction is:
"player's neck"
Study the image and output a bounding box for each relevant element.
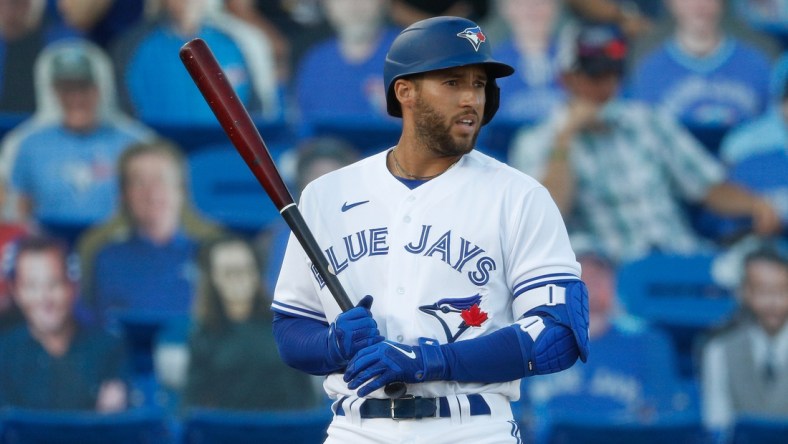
[387,145,461,181]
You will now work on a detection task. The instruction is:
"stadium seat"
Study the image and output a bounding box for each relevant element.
[180,408,332,444]
[0,112,29,140]
[731,416,788,444]
[683,123,731,158]
[147,119,293,154]
[305,118,401,157]
[477,119,535,163]
[0,408,171,444]
[616,252,737,378]
[187,145,282,235]
[547,416,709,444]
[114,311,190,379]
[37,218,93,249]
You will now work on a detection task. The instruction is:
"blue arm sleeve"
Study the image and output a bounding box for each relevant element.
[272,312,343,376]
[440,326,526,382]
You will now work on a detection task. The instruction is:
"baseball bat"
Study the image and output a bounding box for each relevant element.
[179,38,407,399]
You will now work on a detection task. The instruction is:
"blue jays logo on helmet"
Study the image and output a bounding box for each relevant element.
[420,294,489,343]
[456,26,486,52]
[383,16,515,124]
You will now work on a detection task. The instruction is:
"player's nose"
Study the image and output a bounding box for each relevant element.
[458,86,482,108]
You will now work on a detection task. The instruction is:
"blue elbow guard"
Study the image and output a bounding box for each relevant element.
[512,280,590,376]
[512,316,580,376]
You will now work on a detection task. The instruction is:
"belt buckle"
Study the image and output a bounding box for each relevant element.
[390,395,416,420]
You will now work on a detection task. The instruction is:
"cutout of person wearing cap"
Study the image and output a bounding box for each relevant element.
[0,38,154,234]
[509,22,781,264]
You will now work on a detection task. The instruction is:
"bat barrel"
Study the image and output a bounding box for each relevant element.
[179,38,293,210]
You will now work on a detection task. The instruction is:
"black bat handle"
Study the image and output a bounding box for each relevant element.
[280,205,353,311]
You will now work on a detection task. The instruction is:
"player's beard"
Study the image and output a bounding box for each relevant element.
[413,95,480,158]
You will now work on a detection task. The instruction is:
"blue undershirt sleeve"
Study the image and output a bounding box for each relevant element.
[440,325,526,382]
[273,312,529,382]
[272,312,343,376]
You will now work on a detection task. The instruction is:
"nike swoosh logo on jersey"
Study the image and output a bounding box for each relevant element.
[341,200,369,212]
[384,342,417,359]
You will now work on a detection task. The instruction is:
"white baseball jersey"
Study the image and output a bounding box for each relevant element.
[273,149,580,401]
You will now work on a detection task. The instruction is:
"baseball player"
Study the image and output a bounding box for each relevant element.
[272,16,589,443]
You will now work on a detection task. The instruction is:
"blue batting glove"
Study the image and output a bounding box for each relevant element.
[327,295,384,367]
[344,338,448,397]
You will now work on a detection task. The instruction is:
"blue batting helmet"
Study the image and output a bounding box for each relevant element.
[384,16,515,125]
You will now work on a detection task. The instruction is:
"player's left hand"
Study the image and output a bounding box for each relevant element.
[344,338,448,397]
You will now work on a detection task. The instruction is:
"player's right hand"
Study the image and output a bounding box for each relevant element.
[327,295,384,367]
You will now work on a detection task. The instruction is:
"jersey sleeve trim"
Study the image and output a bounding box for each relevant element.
[512,273,578,298]
[271,301,327,323]
[512,283,568,319]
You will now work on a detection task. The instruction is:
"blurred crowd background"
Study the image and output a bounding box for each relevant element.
[0,0,786,443]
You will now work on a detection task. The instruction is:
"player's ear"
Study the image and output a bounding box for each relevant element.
[394,78,417,111]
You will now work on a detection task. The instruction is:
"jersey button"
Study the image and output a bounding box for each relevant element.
[396,287,405,294]
[403,216,411,223]
[397,335,404,342]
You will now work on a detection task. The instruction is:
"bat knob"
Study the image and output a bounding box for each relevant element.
[384,382,407,399]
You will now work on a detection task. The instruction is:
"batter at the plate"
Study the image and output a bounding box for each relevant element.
[272,15,589,444]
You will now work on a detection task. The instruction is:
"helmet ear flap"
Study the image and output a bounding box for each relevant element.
[386,86,402,118]
[482,79,500,126]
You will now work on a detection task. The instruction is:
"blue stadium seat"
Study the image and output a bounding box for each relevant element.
[187,145,282,235]
[180,408,332,444]
[731,416,788,444]
[683,123,731,158]
[37,218,93,249]
[0,112,29,140]
[477,119,535,163]
[547,416,709,444]
[305,118,400,157]
[148,120,293,154]
[616,253,737,378]
[0,408,172,444]
[115,311,176,375]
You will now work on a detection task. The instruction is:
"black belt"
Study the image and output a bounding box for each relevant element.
[335,395,491,420]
